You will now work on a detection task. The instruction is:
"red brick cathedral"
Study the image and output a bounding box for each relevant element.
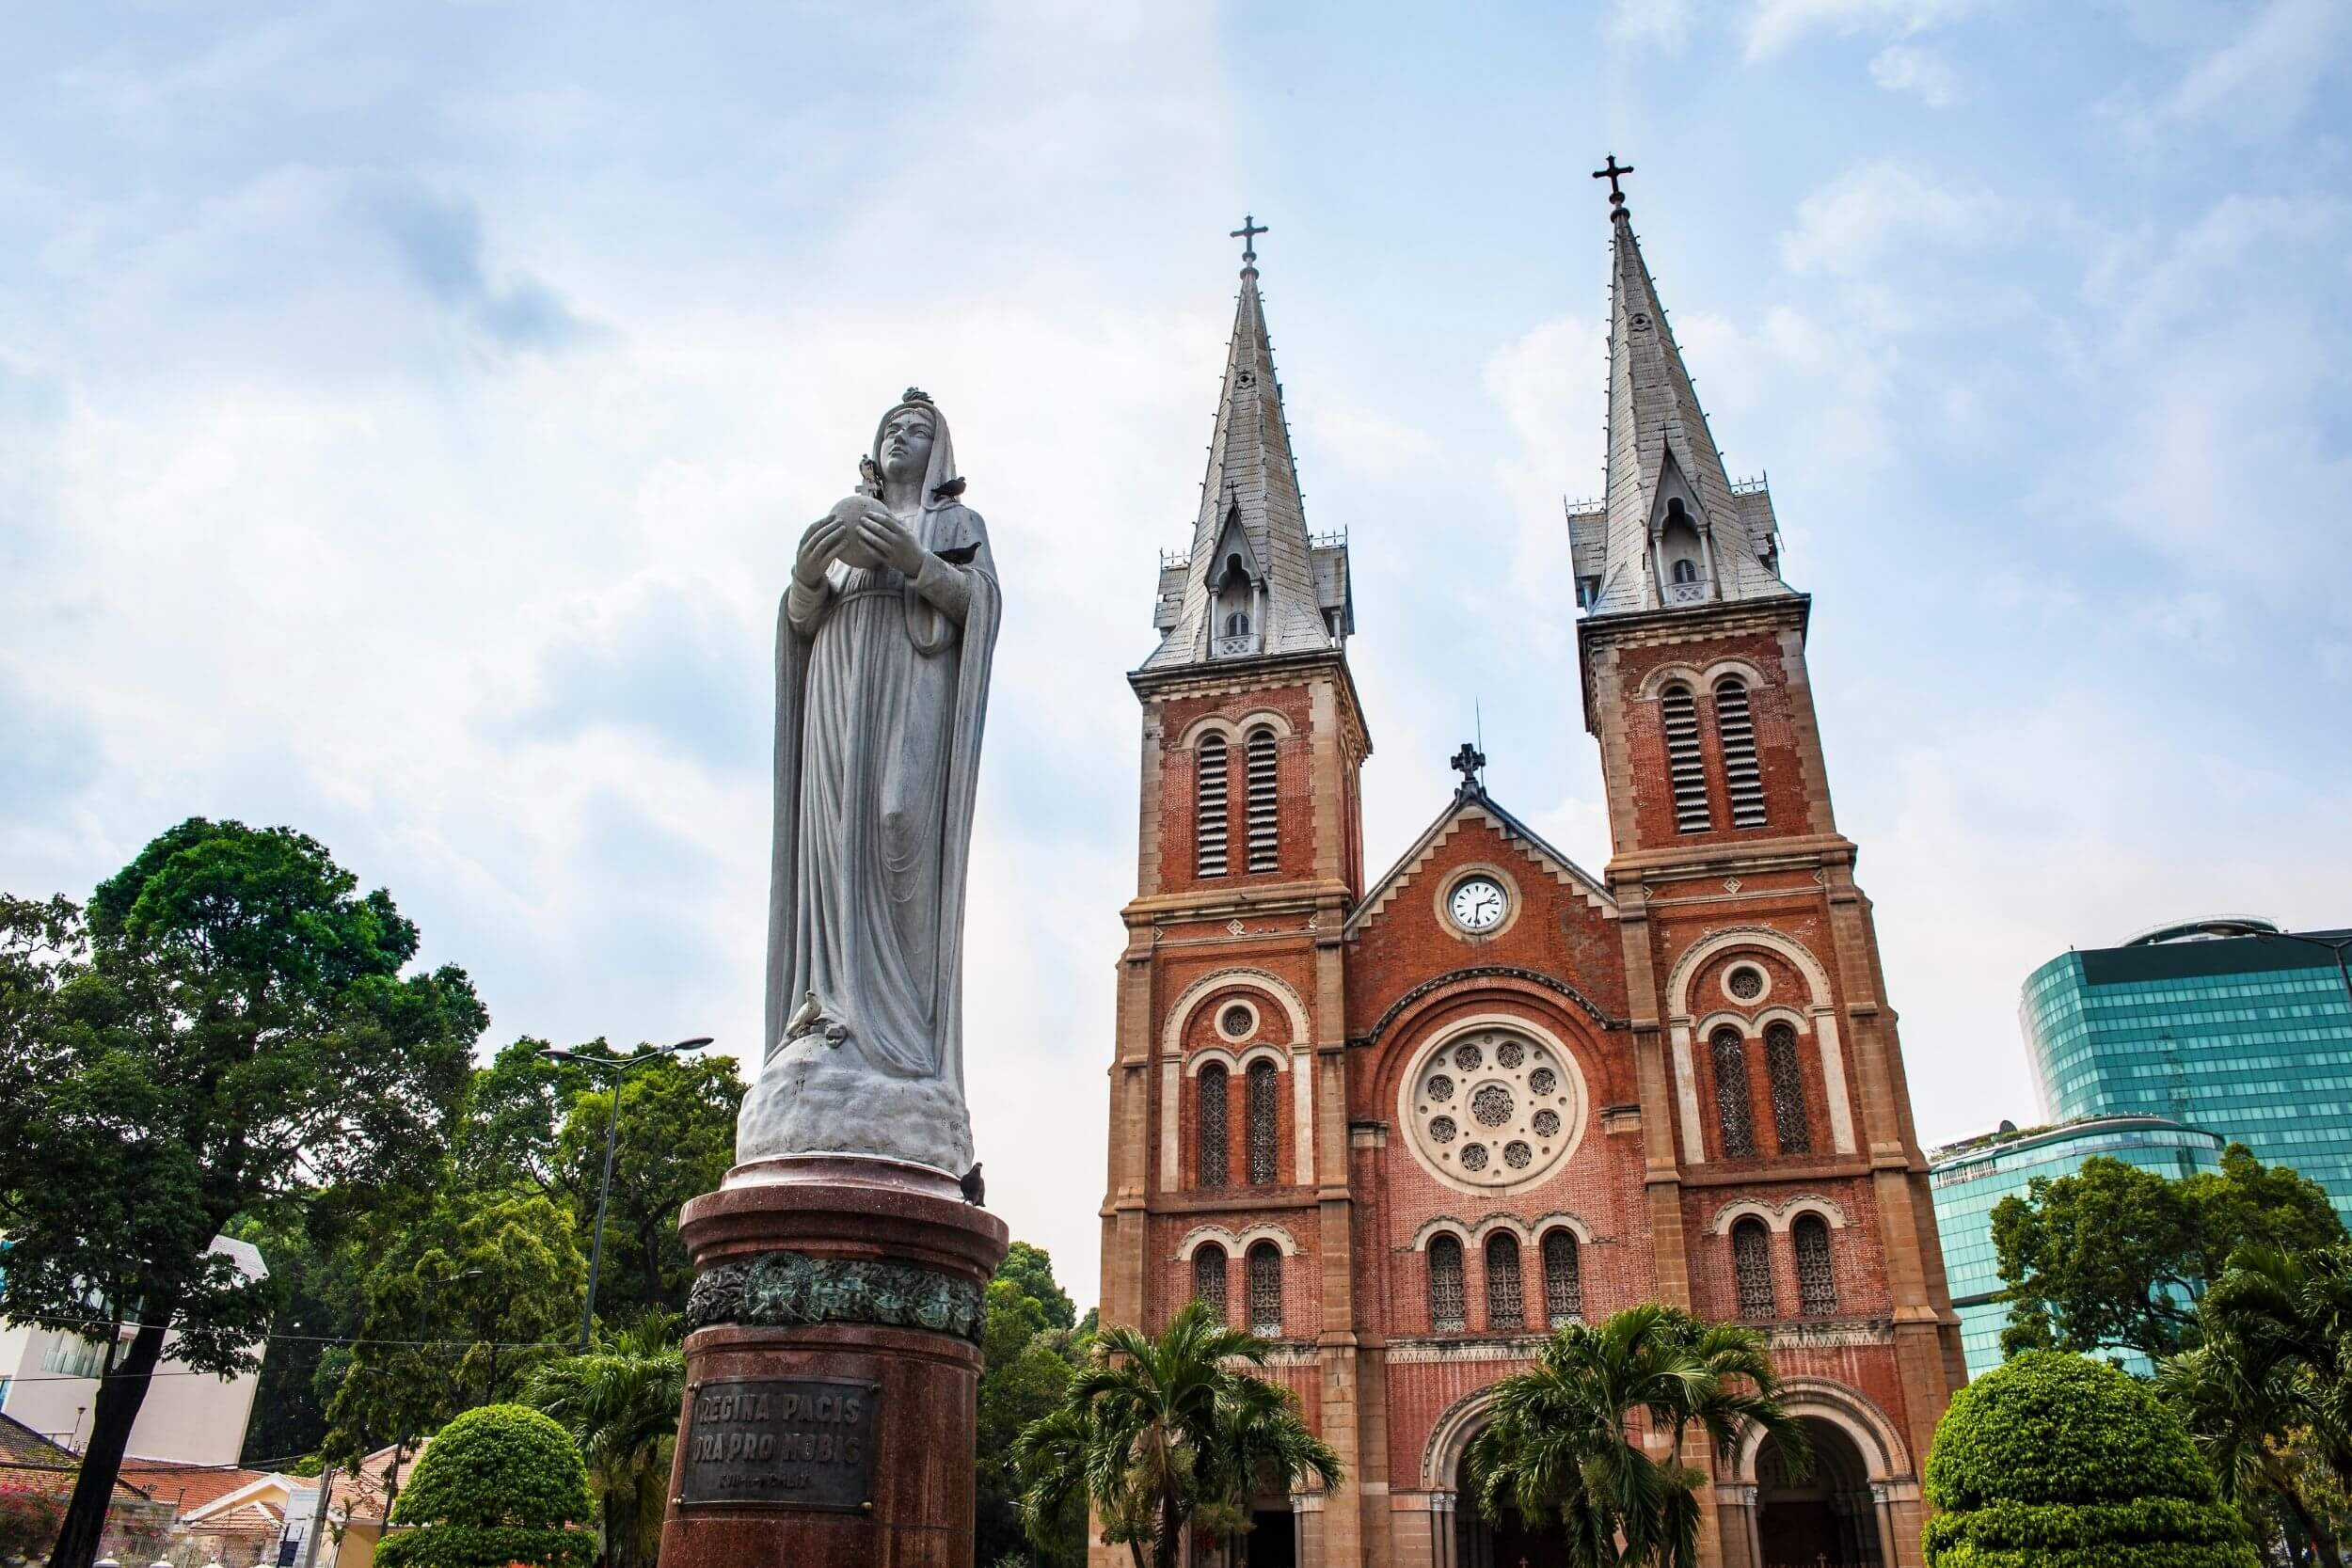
[1097,192,1963,1568]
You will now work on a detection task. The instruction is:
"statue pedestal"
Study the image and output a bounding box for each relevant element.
[657,1156,1008,1568]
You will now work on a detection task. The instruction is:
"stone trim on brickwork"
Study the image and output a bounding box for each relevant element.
[1727,1374,1912,1482]
[1158,966,1311,1057]
[1707,1194,1852,1233]
[1183,1042,1291,1076]
[1174,1221,1303,1259]
[1351,966,1622,1045]
[1173,706,1298,749]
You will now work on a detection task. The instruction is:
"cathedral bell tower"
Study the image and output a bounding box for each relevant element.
[1568,166,1965,1489]
[1098,220,1375,1567]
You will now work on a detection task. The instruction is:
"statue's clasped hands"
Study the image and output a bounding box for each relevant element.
[796,497,925,587]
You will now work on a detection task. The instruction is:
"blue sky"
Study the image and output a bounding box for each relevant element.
[4,1,2347,1309]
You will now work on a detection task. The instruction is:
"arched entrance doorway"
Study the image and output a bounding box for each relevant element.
[1755,1417,1884,1568]
[1453,1451,1572,1568]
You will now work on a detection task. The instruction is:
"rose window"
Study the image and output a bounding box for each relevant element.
[1402,1026,1581,1190]
[1726,965,1765,1001]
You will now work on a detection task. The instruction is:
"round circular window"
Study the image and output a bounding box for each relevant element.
[1399,1023,1584,1193]
[1215,999,1260,1042]
[1723,964,1769,1004]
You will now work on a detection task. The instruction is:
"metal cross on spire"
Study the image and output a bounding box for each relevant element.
[1592,153,1635,211]
[1230,213,1268,267]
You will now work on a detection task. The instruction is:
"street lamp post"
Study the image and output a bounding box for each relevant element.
[541,1037,714,1353]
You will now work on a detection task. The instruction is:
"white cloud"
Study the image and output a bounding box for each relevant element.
[1868,42,1963,103]
[1778,159,1994,276]
[2164,0,2349,135]
[1743,0,1977,59]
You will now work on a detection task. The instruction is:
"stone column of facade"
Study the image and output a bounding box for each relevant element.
[657,1157,1008,1568]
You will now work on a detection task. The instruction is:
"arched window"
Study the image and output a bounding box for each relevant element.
[1671,558,1698,584]
[1485,1233,1524,1330]
[1541,1229,1583,1327]
[1247,1243,1283,1337]
[1246,1059,1279,1185]
[1711,1027,1756,1158]
[1793,1214,1837,1317]
[1193,1243,1228,1320]
[1196,1064,1229,1187]
[1732,1219,1775,1321]
[1765,1022,1811,1154]
[1661,684,1711,832]
[1195,734,1230,878]
[1714,675,1765,828]
[1427,1235,1467,1333]
[1245,726,1279,873]
[1222,610,1250,636]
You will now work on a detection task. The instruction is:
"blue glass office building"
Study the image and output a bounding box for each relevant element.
[1929,1115,2225,1378]
[2020,919,2352,1217]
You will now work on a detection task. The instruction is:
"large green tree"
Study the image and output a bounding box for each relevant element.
[1013,1300,1339,1568]
[0,822,484,1568]
[1464,1305,1808,1568]
[323,1187,586,1489]
[1994,1147,2345,1363]
[551,1052,743,1323]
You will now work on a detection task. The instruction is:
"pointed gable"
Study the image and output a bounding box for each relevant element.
[1346,788,1613,940]
[1140,248,1349,671]
[1568,189,1794,616]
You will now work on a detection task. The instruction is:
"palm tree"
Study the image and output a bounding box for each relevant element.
[1463,1304,1810,1568]
[523,1311,685,1568]
[1013,1299,1343,1568]
[1198,1371,1342,1567]
[2159,1340,2344,1568]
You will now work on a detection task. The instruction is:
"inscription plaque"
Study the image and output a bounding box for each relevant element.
[678,1376,879,1512]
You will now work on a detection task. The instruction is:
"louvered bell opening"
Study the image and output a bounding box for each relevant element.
[1661,687,1711,832]
[1196,736,1230,877]
[1716,679,1766,829]
[1245,730,1279,872]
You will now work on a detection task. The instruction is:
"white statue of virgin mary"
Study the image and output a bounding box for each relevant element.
[735,389,1000,1177]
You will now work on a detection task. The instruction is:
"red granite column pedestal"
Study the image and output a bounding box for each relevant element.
[657,1155,1009,1568]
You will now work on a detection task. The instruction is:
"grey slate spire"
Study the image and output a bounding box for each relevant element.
[1567,181,1789,616]
[1142,231,1352,671]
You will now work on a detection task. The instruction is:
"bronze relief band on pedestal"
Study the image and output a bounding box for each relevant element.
[686,1248,987,1342]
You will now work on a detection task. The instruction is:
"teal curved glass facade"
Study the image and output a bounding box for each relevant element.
[1929,1116,2225,1378]
[2020,927,2352,1217]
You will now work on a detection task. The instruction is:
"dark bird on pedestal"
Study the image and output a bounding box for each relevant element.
[960,1162,985,1206]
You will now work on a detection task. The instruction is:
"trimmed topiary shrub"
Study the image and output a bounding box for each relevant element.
[1922,1351,2259,1568]
[378,1405,597,1568]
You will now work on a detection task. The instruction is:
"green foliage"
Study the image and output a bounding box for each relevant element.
[1923,1351,2257,1568]
[551,1049,744,1322]
[1463,1304,1809,1568]
[2163,1242,2352,1565]
[997,1242,1078,1332]
[977,1248,1089,1568]
[323,1189,586,1467]
[378,1403,596,1568]
[524,1313,686,1568]
[1012,1300,1338,1568]
[0,822,485,1568]
[1993,1147,2347,1363]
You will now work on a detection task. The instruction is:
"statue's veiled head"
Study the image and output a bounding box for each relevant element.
[868,388,962,507]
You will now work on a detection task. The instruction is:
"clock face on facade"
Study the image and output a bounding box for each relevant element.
[1448,876,1507,933]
